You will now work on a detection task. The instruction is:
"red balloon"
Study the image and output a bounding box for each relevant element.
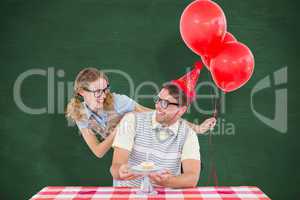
[201,55,211,70]
[223,32,236,43]
[180,0,227,57]
[201,32,236,70]
[210,42,254,92]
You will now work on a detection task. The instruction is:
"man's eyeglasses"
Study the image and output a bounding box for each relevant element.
[83,85,110,97]
[153,96,179,109]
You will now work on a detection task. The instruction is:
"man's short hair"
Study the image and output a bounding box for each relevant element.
[162,82,188,106]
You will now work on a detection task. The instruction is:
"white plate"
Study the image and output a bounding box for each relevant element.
[129,165,164,175]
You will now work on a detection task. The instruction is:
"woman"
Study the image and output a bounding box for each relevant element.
[66,68,216,158]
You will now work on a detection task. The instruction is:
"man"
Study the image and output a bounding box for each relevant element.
[110,62,216,188]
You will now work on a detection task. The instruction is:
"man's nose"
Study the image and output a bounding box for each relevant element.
[155,101,160,109]
[155,101,164,111]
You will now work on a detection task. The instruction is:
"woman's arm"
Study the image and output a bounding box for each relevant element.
[184,117,217,134]
[134,104,216,134]
[79,128,116,158]
[134,103,153,112]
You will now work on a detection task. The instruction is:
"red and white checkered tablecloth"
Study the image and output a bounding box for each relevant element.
[30,186,271,200]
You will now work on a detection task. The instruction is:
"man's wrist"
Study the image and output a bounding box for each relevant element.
[162,175,175,187]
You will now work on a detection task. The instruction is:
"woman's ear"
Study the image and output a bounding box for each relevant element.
[75,90,84,102]
[78,89,84,97]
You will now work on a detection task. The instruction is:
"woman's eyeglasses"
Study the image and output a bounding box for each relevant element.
[153,96,179,109]
[83,85,110,97]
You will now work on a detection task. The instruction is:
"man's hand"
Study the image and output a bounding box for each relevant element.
[150,160,200,188]
[149,170,173,187]
[119,164,142,180]
[197,117,217,134]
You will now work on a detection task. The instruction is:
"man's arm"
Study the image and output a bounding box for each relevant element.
[110,113,140,180]
[150,125,201,188]
[110,147,142,180]
[110,147,129,179]
[149,159,200,188]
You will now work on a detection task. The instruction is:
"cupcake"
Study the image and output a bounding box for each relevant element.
[140,161,155,170]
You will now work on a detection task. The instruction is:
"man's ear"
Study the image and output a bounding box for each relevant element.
[179,105,188,115]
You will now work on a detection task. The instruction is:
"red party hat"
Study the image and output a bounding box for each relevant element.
[171,61,203,103]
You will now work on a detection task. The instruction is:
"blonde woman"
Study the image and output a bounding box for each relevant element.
[66,68,216,158]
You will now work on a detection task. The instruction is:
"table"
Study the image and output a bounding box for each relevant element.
[30,186,271,200]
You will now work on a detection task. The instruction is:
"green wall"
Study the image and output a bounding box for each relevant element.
[0,0,298,199]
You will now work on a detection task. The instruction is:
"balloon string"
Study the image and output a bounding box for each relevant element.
[207,72,220,186]
[213,97,220,186]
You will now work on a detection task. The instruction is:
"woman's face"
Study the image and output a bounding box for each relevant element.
[79,77,109,110]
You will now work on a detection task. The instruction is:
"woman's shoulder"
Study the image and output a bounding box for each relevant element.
[112,92,131,101]
[112,93,136,115]
[74,102,91,128]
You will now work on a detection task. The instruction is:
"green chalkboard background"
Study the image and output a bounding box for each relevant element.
[0,0,298,199]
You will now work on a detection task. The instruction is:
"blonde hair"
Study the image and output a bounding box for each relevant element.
[65,67,114,122]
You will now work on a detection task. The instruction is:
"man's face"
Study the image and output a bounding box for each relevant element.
[155,88,187,125]
[79,78,109,110]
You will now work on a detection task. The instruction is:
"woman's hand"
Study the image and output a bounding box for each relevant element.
[196,117,217,134]
[106,128,117,140]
